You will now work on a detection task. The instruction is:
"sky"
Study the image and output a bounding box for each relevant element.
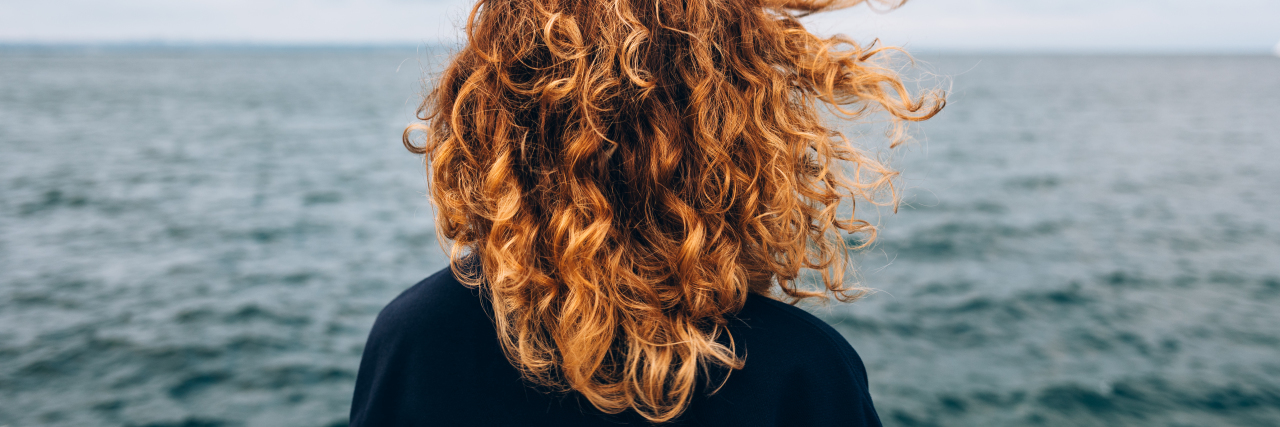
[1,0,1278,53]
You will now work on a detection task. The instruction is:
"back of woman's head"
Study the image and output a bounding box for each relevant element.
[405,0,942,422]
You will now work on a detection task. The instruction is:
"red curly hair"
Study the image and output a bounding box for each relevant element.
[404,0,943,422]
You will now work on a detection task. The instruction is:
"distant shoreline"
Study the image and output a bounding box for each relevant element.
[0,41,1275,57]
[0,42,454,52]
[0,42,1274,57]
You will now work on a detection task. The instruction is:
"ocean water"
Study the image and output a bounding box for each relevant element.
[0,48,1277,426]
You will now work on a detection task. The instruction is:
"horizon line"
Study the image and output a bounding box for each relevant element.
[1,40,1275,56]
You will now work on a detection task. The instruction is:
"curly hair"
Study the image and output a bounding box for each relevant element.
[403,0,943,422]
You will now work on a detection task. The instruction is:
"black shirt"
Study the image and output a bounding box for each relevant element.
[350,265,882,426]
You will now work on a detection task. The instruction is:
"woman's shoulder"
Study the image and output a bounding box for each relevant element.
[383,265,477,313]
[373,269,869,378]
[354,268,881,426]
[352,265,530,426]
[688,294,880,426]
[732,293,869,372]
[366,264,492,348]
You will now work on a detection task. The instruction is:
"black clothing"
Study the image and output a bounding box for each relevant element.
[350,265,882,426]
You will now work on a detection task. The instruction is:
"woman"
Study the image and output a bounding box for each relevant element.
[350,0,942,425]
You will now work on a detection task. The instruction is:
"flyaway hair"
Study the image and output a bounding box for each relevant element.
[404,0,943,422]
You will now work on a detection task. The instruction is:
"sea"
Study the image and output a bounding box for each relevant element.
[1,46,1277,427]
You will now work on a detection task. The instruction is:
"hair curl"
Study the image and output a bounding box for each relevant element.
[404,0,943,422]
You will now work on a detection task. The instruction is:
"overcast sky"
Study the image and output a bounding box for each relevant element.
[2,0,1278,53]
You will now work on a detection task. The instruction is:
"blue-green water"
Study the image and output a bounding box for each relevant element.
[1,48,1278,426]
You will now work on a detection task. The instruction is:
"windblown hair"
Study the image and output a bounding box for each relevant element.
[404,0,942,422]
